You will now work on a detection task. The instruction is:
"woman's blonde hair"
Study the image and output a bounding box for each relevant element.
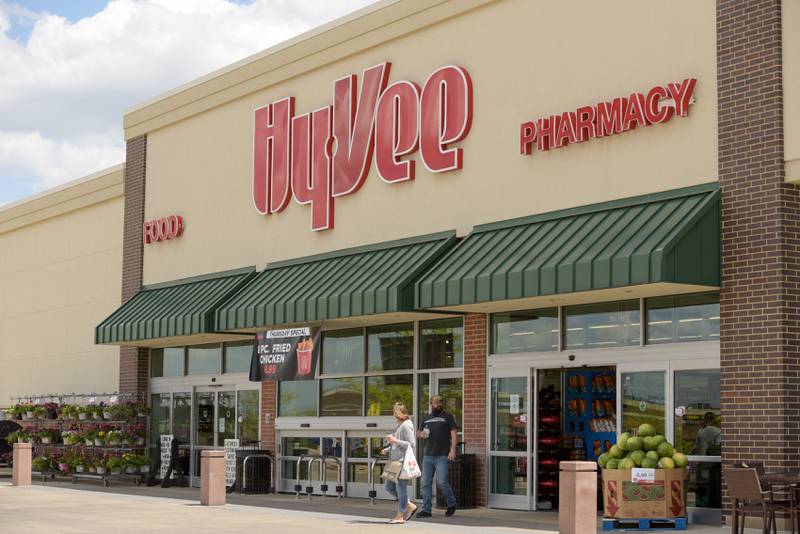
[393,402,410,421]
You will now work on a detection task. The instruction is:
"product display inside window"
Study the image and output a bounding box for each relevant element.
[366,375,413,416]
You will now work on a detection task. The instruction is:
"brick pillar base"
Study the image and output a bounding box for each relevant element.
[463,313,487,506]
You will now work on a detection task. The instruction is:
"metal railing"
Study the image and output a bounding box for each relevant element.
[293,454,344,500]
[241,452,275,494]
[366,457,388,505]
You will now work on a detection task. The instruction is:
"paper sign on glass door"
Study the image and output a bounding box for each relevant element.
[509,394,520,414]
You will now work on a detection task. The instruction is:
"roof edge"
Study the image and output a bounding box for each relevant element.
[142,266,257,291]
[473,182,720,234]
[266,230,456,270]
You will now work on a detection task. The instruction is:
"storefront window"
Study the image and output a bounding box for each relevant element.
[320,377,364,416]
[367,323,413,371]
[366,374,413,416]
[348,437,369,458]
[224,340,253,373]
[237,390,259,443]
[646,293,720,344]
[419,318,463,368]
[151,347,184,377]
[492,308,558,354]
[278,380,317,417]
[565,300,640,349]
[322,329,364,374]
[187,344,221,375]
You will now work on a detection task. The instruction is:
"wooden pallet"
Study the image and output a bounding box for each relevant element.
[602,517,688,531]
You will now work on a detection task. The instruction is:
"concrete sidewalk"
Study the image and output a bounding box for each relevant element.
[0,479,734,533]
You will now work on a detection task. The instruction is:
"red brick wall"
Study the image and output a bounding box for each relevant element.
[463,313,487,506]
[119,135,149,395]
[260,381,277,453]
[718,0,798,516]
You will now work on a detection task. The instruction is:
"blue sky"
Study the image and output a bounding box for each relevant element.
[0,0,375,207]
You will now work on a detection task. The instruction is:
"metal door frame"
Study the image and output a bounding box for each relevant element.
[486,366,535,510]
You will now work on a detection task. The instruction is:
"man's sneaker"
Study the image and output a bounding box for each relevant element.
[416,511,432,518]
[445,505,456,517]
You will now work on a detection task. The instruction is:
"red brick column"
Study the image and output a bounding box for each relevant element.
[119,135,149,395]
[718,0,798,521]
[463,313,487,506]
[260,381,277,453]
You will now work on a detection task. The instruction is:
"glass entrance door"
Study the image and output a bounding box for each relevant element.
[192,386,259,486]
[488,372,532,509]
[617,364,669,437]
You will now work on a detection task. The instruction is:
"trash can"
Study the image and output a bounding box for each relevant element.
[235,449,272,494]
[435,454,476,509]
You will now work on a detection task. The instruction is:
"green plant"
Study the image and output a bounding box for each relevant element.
[5,430,29,445]
[59,405,76,419]
[32,456,50,472]
[106,456,124,471]
[32,406,46,419]
[66,453,82,469]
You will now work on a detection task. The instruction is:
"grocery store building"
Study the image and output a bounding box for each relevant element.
[3,0,799,526]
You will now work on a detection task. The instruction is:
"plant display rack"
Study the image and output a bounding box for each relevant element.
[7,392,151,487]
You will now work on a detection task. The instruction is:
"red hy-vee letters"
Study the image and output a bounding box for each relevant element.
[253,62,473,231]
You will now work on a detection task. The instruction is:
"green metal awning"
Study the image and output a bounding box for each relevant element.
[416,183,720,309]
[96,267,256,344]
[215,232,457,330]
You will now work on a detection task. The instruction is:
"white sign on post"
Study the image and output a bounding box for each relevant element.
[631,468,656,483]
[224,439,240,487]
[160,435,173,480]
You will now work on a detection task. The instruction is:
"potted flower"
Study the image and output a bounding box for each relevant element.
[39,429,57,445]
[78,406,90,421]
[95,430,106,447]
[136,403,150,418]
[106,430,122,447]
[44,402,59,420]
[122,453,137,474]
[74,453,87,474]
[121,431,132,447]
[32,456,50,473]
[89,405,102,420]
[138,455,151,474]
[59,405,75,420]
[87,459,97,474]
[96,459,107,475]
[102,404,113,420]
[82,429,94,447]
[33,406,47,420]
[21,404,34,420]
[57,455,70,474]
[106,456,124,475]
[5,430,29,445]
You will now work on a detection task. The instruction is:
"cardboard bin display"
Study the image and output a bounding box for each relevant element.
[602,468,686,519]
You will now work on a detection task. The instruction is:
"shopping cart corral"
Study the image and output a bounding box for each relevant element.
[294,454,344,500]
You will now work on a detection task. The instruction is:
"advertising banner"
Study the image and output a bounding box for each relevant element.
[249,326,320,381]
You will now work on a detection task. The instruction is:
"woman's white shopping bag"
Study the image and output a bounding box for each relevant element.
[399,446,422,479]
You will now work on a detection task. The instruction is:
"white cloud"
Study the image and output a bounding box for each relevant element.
[0,0,376,196]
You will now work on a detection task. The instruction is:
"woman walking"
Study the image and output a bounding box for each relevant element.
[381,402,419,524]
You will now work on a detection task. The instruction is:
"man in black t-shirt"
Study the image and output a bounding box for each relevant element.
[415,395,457,517]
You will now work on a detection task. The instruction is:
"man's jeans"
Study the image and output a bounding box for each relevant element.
[422,455,457,513]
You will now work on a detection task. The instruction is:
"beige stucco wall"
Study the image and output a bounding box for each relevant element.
[0,167,123,406]
[785,0,800,183]
[138,0,718,285]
